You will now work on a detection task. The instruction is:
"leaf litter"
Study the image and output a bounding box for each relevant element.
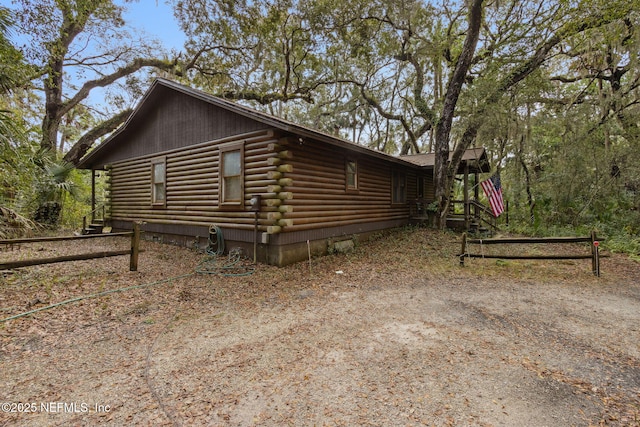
[1,227,639,426]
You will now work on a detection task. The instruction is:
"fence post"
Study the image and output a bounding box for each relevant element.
[130,222,141,272]
[591,230,600,277]
[460,232,467,266]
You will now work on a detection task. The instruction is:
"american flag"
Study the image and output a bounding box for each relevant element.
[481,174,505,217]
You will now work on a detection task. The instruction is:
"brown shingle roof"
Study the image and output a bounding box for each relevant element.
[399,147,490,173]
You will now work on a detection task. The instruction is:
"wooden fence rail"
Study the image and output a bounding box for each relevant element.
[459,230,602,276]
[0,223,141,271]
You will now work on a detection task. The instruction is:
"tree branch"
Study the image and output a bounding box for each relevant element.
[60,58,181,118]
[218,89,313,104]
[63,109,132,165]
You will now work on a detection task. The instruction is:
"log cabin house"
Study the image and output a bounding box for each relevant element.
[77,78,490,266]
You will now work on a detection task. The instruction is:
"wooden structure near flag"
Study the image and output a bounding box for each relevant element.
[400,148,493,232]
[458,231,602,276]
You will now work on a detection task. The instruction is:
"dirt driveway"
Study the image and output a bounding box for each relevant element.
[1,228,639,426]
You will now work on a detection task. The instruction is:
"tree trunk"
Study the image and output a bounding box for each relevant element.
[433,0,484,228]
[432,4,633,230]
[41,55,65,154]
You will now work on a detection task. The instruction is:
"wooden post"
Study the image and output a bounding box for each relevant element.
[591,230,600,277]
[91,169,96,223]
[590,230,596,276]
[595,242,600,277]
[253,211,258,264]
[460,233,467,266]
[130,222,141,271]
[505,200,509,227]
[464,163,470,231]
[472,172,478,222]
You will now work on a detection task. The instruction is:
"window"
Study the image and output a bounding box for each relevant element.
[417,175,424,199]
[219,141,244,207]
[346,159,358,191]
[151,158,166,206]
[392,171,406,204]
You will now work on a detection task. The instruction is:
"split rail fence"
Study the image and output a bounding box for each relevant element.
[459,231,602,276]
[0,223,141,272]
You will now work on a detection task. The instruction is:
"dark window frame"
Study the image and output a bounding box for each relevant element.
[391,170,407,204]
[345,159,359,192]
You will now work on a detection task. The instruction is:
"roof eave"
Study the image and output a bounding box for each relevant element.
[76,78,420,169]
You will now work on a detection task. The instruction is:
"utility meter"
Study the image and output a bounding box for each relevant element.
[249,194,262,212]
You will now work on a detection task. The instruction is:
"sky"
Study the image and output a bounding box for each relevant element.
[1,0,186,50]
[92,1,188,114]
[122,1,186,51]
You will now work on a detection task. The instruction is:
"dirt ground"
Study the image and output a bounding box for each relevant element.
[1,228,639,426]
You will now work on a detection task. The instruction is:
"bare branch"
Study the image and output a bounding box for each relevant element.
[60,58,181,118]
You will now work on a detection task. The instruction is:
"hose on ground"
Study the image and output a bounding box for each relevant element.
[195,225,255,276]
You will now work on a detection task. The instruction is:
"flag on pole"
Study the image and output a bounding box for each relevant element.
[481,174,505,217]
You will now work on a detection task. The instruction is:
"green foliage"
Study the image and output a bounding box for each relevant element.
[468,2,640,257]
[0,6,27,93]
[1,105,90,230]
[604,231,640,261]
[56,168,93,229]
[31,160,91,227]
[1,0,171,231]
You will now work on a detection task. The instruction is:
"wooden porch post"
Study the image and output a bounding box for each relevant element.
[464,163,470,230]
[91,169,96,223]
[473,172,479,222]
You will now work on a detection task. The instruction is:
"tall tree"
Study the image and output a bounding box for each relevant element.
[436,0,638,227]
[433,0,484,227]
[36,0,636,230]
[11,0,182,162]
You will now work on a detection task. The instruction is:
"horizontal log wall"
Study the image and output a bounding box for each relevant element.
[284,139,416,232]
[106,127,420,243]
[423,172,435,201]
[107,130,283,234]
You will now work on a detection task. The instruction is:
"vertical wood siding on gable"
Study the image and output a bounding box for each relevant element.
[93,88,270,167]
[107,131,280,231]
[282,139,416,232]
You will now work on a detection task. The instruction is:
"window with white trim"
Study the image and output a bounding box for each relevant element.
[219,142,244,207]
[151,158,166,206]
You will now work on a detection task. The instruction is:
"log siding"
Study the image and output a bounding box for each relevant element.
[107,130,281,233]
[106,131,415,238]
[284,138,414,232]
